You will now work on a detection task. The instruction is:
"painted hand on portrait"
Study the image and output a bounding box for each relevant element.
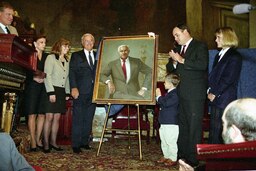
[208,93,216,102]
[155,88,161,97]
[49,95,56,103]
[33,77,44,83]
[107,81,115,94]
[71,88,79,99]
[169,50,185,64]
[138,88,146,97]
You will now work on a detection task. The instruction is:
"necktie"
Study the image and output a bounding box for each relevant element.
[122,59,127,80]
[180,45,186,57]
[88,51,93,68]
[5,26,10,34]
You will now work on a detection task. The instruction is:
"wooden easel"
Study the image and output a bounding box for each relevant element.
[96,103,142,160]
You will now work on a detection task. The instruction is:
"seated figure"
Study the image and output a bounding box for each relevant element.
[179,98,256,171]
[0,132,35,171]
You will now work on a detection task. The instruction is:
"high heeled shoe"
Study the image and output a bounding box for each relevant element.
[50,144,63,151]
[36,144,44,150]
[30,147,37,152]
[43,148,51,153]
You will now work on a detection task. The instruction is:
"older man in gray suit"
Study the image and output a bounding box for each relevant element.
[100,45,152,100]
[0,2,18,35]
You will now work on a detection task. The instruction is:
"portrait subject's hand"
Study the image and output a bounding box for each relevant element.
[169,50,185,64]
[49,95,56,103]
[71,88,79,99]
[207,93,216,102]
[156,88,161,97]
[107,81,115,94]
[138,89,146,97]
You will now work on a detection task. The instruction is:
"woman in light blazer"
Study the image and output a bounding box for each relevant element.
[43,38,70,153]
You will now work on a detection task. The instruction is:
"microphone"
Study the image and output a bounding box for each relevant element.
[233,3,256,14]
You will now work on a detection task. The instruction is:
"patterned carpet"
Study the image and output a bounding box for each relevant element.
[23,138,179,171]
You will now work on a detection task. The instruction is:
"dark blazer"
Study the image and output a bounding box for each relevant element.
[69,50,97,95]
[157,88,179,125]
[166,39,209,100]
[208,48,242,109]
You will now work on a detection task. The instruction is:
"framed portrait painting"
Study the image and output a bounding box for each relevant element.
[93,35,158,105]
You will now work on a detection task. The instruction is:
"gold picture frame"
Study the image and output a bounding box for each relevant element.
[93,35,158,105]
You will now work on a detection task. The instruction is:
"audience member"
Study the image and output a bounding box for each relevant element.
[24,35,48,151]
[155,73,180,167]
[43,38,71,153]
[0,1,18,35]
[166,23,209,167]
[100,44,152,100]
[69,33,97,154]
[179,98,256,171]
[207,27,242,144]
[0,132,35,171]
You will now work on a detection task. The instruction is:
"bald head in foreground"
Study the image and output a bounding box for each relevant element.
[179,98,256,171]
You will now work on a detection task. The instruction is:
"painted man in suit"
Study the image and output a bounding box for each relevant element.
[166,23,209,167]
[69,33,97,154]
[0,1,18,35]
[207,27,242,144]
[100,45,152,100]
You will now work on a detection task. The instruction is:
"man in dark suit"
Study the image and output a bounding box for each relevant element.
[0,1,18,35]
[69,33,97,154]
[166,23,209,167]
[207,27,242,144]
[100,45,152,100]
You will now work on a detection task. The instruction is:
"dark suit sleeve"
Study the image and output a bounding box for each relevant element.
[69,53,78,89]
[184,41,209,71]
[158,93,178,108]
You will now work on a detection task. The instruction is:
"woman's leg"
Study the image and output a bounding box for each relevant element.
[36,114,45,146]
[50,113,61,147]
[43,113,53,150]
[28,114,36,149]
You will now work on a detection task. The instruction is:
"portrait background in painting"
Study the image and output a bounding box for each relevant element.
[93,35,158,105]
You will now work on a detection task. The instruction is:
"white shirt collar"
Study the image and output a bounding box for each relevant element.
[0,23,8,34]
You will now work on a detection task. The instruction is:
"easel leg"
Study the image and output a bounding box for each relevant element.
[136,104,142,160]
[96,103,111,156]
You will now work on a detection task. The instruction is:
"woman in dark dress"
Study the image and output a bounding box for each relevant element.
[24,35,48,151]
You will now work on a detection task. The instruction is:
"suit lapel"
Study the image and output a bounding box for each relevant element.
[115,59,126,80]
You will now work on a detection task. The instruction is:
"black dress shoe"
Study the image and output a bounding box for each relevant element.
[50,144,63,151]
[80,145,92,150]
[37,144,44,150]
[30,147,37,152]
[43,148,51,153]
[72,147,82,154]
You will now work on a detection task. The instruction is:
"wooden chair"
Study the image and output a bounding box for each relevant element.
[111,105,150,144]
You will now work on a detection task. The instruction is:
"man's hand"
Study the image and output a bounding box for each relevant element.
[156,88,161,97]
[169,50,185,64]
[71,88,79,99]
[107,81,115,94]
[208,93,216,102]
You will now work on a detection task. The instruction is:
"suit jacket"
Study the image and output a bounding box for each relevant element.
[69,50,97,95]
[166,39,209,100]
[208,48,242,109]
[100,56,152,98]
[0,25,18,35]
[44,54,70,95]
[157,88,179,125]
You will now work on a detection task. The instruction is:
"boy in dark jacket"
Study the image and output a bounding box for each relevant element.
[155,73,180,167]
